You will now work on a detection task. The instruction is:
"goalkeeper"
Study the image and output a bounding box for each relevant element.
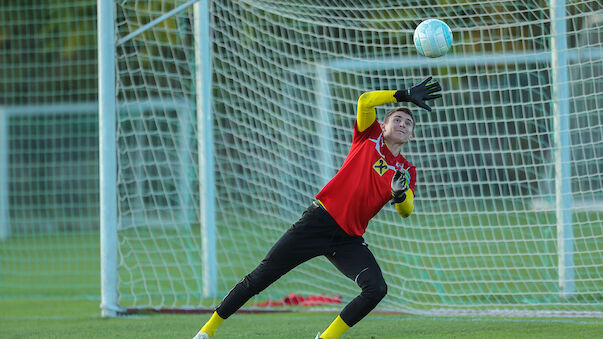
[194,77,441,339]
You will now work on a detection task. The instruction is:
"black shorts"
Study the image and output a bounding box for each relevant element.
[262,201,377,276]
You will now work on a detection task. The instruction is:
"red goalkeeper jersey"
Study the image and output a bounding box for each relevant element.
[315,120,416,236]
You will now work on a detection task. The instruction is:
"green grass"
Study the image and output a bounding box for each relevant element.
[1,205,601,337]
[1,299,602,338]
[1,208,601,311]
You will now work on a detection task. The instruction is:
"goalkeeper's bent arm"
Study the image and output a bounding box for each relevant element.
[394,190,414,218]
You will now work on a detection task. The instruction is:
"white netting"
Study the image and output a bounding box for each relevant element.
[113,0,602,316]
[0,1,99,298]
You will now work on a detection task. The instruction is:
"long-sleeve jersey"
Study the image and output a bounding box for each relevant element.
[315,91,416,236]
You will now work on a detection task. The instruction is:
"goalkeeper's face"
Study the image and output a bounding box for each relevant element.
[381,111,415,145]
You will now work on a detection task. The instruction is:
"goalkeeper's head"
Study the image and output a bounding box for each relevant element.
[381,106,415,145]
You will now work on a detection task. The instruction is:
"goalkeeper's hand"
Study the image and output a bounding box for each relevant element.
[391,168,411,204]
[393,76,442,111]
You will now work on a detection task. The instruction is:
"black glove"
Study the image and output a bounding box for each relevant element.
[394,76,442,111]
[391,168,411,204]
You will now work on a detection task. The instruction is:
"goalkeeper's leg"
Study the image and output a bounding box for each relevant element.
[319,240,387,339]
[195,202,340,337]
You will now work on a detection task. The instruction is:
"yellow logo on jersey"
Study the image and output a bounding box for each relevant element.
[372,158,388,176]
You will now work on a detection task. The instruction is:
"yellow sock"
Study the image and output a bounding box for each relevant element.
[199,311,224,337]
[320,315,350,339]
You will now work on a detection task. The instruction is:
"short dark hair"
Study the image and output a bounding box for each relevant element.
[384,106,415,129]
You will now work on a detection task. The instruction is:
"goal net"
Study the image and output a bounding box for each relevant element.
[109,0,602,316]
[0,1,100,298]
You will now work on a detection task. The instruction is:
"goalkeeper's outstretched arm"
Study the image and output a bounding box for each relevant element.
[356,77,441,132]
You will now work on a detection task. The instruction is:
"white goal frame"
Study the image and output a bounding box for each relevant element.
[0,103,99,241]
[98,0,217,317]
[98,0,602,317]
[308,45,602,304]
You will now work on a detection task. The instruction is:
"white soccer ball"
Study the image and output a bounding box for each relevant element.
[413,19,453,58]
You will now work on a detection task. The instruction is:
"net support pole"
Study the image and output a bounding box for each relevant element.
[551,0,574,298]
[98,0,120,317]
[195,0,217,297]
[0,109,9,240]
[315,66,335,186]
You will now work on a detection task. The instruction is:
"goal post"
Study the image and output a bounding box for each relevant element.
[551,0,574,298]
[98,0,119,317]
[101,0,602,317]
[194,0,218,298]
[0,109,9,240]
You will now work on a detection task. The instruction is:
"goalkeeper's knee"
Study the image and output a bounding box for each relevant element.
[359,274,388,303]
[364,281,387,303]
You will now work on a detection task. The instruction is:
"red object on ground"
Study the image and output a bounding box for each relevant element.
[254,293,342,307]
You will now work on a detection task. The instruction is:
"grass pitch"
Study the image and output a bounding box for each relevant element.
[1,208,600,338]
[1,299,601,338]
